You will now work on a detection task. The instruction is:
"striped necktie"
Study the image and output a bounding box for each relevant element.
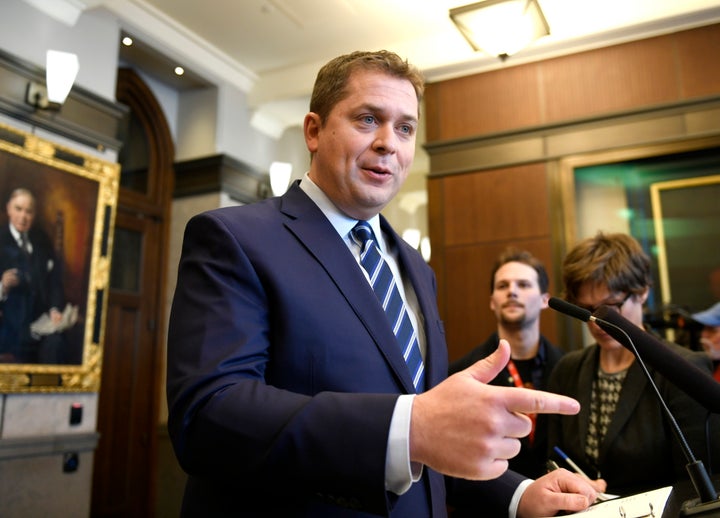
[351,221,425,391]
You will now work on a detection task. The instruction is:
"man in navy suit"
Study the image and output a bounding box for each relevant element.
[167,50,597,517]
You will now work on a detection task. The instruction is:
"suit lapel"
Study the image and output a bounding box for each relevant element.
[280,184,418,393]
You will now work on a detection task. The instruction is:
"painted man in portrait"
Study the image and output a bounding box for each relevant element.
[0,188,68,364]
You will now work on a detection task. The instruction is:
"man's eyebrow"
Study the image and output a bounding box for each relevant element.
[357,102,418,124]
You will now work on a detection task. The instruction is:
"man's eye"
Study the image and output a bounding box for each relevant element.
[399,124,412,135]
[363,115,376,124]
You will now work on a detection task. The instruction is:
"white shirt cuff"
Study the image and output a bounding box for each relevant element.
[385,394,422,494]
[509,478,533,518]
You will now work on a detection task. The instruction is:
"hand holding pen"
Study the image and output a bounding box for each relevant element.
[552,446,617,501]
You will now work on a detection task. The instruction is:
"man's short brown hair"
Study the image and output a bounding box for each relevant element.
[309,50,425,125]
[490,247,549,293]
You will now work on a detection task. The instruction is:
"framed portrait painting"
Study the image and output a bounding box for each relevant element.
[0,123,119,392]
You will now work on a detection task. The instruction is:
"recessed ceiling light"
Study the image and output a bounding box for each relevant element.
[174,66,185,76]
[122,36,133,46]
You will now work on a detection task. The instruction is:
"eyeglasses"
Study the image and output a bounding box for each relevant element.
[578,292,632,315]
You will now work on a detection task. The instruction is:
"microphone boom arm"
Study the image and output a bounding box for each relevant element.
[548,297,720,515]
[589,315,718,509]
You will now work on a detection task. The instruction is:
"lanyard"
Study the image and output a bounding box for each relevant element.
[507,359,536,444]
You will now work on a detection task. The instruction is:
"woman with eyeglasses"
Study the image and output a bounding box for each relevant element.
[546,232,716,497]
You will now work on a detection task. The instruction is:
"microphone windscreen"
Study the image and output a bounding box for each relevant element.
[548,297,592,322]
[594,306,720,413]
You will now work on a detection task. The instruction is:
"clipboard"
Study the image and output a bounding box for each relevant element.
[544,486,673,517]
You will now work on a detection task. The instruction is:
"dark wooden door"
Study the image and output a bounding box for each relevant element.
[91,68,174,517]
[92,208,163,516]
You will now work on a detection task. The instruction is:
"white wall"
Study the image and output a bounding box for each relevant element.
[175,87,218,161]
[215,83,278,171]
[0,0,120,101]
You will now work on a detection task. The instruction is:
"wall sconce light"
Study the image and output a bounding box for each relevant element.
[450,0,550,60]
[402,228,422,250]
[25,50,79,110]
[420,236,432,262]
[401,228,432,262]
[269,161,293,196]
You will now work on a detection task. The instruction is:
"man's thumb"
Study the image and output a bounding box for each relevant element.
[465,339,511,383]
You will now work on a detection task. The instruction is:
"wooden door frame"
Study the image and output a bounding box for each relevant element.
[91,67,174,516]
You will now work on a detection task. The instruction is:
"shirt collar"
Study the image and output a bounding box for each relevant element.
[298,172,384,251]
[8,224,22,243]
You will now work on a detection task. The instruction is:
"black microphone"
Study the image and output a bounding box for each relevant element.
[549,297,720,413]
[548,297,592,323]
[549,297,720,515]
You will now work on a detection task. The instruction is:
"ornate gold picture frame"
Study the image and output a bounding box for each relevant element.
[0,123,119,392]
[651,174,720,311]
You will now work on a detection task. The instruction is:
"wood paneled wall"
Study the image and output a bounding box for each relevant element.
[425,23,720,361]
[425,24,720,143]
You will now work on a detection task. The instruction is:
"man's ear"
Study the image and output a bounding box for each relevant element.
[541,292,550,309]
[303,112,321,153]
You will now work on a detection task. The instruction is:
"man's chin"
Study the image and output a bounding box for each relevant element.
[501,309,525,320]
[500,317,525,328]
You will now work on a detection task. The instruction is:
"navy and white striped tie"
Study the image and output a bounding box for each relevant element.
[352,221,425,391]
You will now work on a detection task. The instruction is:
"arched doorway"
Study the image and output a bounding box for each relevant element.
[91,67,174,517]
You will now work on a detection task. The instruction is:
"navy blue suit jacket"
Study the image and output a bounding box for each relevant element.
[167,182,526,516]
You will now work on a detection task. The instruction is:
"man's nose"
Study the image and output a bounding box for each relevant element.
[372,125,397,154]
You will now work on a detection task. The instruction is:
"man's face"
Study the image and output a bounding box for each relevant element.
[304,70,418,221]
[490,262,548,328]
[7,193,35,233]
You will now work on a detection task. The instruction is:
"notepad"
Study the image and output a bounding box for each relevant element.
[542,486,673,517]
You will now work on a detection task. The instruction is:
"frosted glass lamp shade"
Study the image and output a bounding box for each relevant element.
[450,0,550,59]
[269,161,293,196]
[46,50,79,104]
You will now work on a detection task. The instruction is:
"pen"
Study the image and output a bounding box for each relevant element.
[546,459,561,473]
[553,446,592,481]
[553,446,618,502]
